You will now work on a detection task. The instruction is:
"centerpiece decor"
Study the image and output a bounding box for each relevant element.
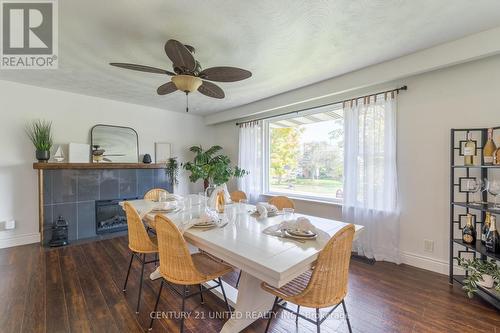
[26,119,53,162]
[457,257,500,298]
[183,145,248,192]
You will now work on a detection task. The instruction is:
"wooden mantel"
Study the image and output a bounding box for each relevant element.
[33,162,166,170]
[34,162,166,244]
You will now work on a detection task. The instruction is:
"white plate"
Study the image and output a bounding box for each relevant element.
[192,221,217,228]
[151,207,177,213]
[284,230,317,240]
[286,229,317,237]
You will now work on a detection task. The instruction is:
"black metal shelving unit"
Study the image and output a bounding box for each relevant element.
[450,126,500,310]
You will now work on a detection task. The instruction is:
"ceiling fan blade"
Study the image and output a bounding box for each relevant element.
[164,39,196,72]
[109,63,175,75]
[184,44,195,53]
[157,82,177,95]
[198,81,225,99]
[199,66,252,82]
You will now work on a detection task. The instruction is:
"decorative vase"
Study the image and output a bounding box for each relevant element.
[477,274,494,289]
[142,154,152,164]
[36,150,50,162]
[205,183,216,198]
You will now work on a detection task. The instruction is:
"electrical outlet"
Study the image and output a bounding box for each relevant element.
[424,239,434,253]
[5,220,15,229]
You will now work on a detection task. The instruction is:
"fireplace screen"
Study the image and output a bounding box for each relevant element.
[95,198,136,234]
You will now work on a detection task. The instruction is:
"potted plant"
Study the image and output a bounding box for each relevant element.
[165,157,180,188]
[26,120,53,162]
[457,257,500,298]
[183,145,248,190]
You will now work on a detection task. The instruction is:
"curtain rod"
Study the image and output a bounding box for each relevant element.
[235,85,407,126]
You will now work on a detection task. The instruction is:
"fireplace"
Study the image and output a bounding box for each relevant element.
[39,167,172,245]
[95,198,137,234]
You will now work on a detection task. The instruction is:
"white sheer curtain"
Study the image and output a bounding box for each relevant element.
[342,95,400,263]
[238,120,263,203]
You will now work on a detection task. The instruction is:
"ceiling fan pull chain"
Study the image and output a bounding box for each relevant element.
[186,91,189,112]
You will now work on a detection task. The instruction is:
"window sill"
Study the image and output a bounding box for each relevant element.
[261,193,343,208]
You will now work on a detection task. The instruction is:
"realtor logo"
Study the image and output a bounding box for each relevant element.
[1,0,58,69]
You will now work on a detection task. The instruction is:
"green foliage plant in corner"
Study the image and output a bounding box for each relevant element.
[183,145,248,189]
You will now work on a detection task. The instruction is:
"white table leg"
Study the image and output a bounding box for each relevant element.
[219,271,275,333]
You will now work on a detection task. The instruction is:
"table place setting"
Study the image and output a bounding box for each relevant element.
[138,202,181,220]
[189,208,230,231]
[152,192,183,202]
[263,216,323,243]
[250,202,281,218]
[149,200,182,214]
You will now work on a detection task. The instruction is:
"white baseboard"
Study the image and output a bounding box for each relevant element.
[400,251,448,275]
[0,232,40,249]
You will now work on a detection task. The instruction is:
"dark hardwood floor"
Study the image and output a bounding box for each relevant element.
[0,237,498,333]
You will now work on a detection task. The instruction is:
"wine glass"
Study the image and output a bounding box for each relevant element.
[158,191,167,203]
[226,205,236,224]
[238,199,248,213]
[466,179,481,204]
[198,192,207,209]
[487,180,500,208]
[177,197,186,211]
[283,208,295,220]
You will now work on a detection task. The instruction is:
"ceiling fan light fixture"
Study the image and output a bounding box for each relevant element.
[171,75,202,93]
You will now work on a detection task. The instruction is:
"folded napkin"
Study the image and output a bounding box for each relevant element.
[255,202,278,218]
[263,217,316,236]
[139,196,183,219]
[281,217,316,233]
[151,200,178,211]
[191,209,219,226]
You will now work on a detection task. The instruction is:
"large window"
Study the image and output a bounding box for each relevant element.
[265,105,344,202]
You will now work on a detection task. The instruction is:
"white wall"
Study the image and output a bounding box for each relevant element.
[211,55,500,274]
[397,55,500,273]
[0,80,214,248]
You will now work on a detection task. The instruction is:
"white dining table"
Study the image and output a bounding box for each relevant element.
[121,199,364,333]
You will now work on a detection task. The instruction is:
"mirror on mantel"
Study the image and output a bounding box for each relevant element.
[90,124,139,163]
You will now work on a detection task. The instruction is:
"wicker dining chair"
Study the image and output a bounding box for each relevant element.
[268,196,295,210]
[144,188,169,201]
[143,188,169,230]
[261,224,355,333]
[230,190,247,203]
[149,214,233,333]
[122,202,159,314]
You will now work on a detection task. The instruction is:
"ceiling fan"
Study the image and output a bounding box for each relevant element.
[110,39,252,112]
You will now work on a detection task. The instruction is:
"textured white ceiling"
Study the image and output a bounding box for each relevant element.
[1,0,500,115]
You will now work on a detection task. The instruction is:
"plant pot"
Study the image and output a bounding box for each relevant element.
[36,150,50,162]
[477,274,495,289]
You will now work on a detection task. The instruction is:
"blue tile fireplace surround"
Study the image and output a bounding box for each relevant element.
[42,168,172,245]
